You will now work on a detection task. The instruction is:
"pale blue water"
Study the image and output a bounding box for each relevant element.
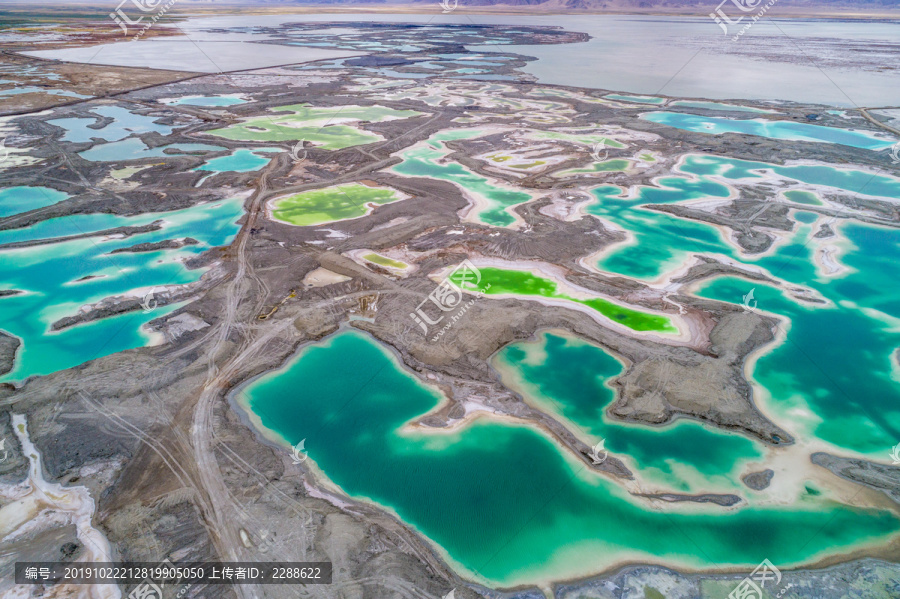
[605,93,665,104]
[48,106,174,143]
[79,139,225,162]
[0,86,89,99]
[668,100,776,114]
[195,148,278,173]
[166,95,247,107]
[0,187,69,218]
[642,112,895,150]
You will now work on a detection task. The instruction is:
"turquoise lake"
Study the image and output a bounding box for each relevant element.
[195,148,280,173]
[642,112,895,150]
[47,106,174,143]
[583,154,900,457]
[391,130,533,227]
[493,331,761,493]
[0,198,244,381]
[237,329,900,588]
[0,187,69,218]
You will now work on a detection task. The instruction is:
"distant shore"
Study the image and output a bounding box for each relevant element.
[6,2,900,21]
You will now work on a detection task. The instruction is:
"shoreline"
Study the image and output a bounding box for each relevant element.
[12,5,900,19]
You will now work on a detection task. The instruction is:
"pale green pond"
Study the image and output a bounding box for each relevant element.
[363,252,408,269]
[207,104,422,149]
[553,159,630,177]
[270,183,404,227]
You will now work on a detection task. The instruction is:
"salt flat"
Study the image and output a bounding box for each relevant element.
[23,39,361,73]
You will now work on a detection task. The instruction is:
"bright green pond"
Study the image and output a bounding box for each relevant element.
[237,329,900,588]
[449,267,676,333]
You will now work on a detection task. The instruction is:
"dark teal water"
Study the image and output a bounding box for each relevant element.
[493,331,761,491]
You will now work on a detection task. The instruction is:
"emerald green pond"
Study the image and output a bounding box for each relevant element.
[270,183,403,226]
[237,329,900,588]
[449,267,676,333]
